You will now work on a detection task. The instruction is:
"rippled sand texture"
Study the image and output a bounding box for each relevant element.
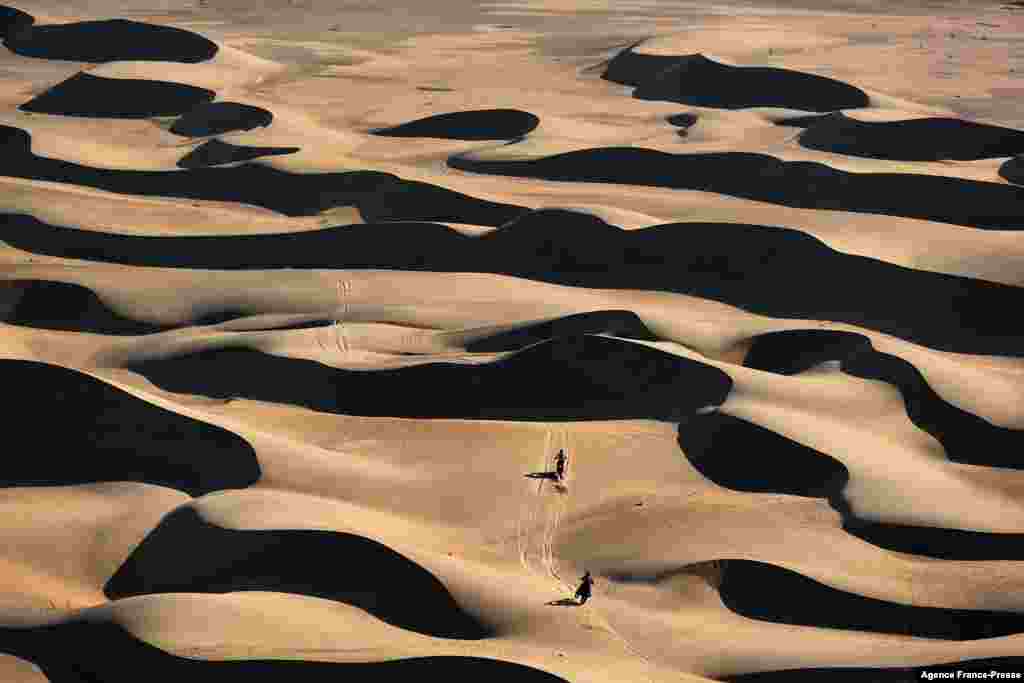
[1,1,1024,681]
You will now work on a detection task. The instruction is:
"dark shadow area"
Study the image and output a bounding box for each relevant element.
[668,112,698,137]
[0,11,218,63]
[106,507,490,639]
[0,5,32,37]
[1000,155,1024,185]
[602,50,869,111]
[0,125,529,221]
[481,212,1023,356]
[0,620,567,683]
[216,319,336,331]
[666,112,698,128]
[675,408,1024,560]
[745,330,1024,469]
[370,108,540,140]
[126,335,733,421]
[677,411,849,499]
[358,177,527,225]
[177,139,300,169]
[725,658,1024,683]
[19,72,216,118]
[744,329,866,375]
[3,279,170,335]
[170,101,273,137]
[546,598,580,607]
[773,113,833,127]
[448,146,1024,231]
[4,209,1021,356]
[0,359,258,495]
[718,559,1024,639]
[0,214,471,269]
[843,520,1024,560]
[192,309,261,326]
[476,207,628,269]
[797,113,1024,161]
[464,310,658,352]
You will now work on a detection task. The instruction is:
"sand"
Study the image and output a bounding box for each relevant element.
[1,0,1024,681]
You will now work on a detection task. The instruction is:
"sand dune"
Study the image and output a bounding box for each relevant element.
[795,113,1024,161]
[20,72,217,118]
[2,1,1024,680]
[106,506,491,639]
[0,9,217,63]
[3,263,1021,431]
[0,176,334,236]
[0,359,258,494]
[744,330,1024,469]
[0,125,526,218]
[0,617,575,683]
[371,108,541,140]
[4,279,171,334]
[3,211,1021,356]
[449,147,1024,230]
[169,102,273,138]
[176,139,301,169]
[603,49,870,111]
[124,335,732,421]
[0,482,188,614]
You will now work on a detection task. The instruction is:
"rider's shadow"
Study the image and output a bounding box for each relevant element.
[523,475,568,495]
[546,597,581,607]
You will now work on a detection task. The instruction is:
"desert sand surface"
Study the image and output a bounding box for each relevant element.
[1,0,1024,681]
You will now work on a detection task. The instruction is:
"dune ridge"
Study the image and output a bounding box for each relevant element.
[0,125,527,220]
[3,210,1020,357]
[0,619,570,683]
[744,330,1024,469]
[124,335,734,421]
[3,280,171,335]
[448,147,1024,231]
[106,506,491,640]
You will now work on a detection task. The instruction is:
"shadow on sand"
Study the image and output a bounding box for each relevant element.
[126,335,733,422]
[170,102,274,137]
[0,359,258,495]
[0,125,527,221]
[20,72,215,118]
[603,50,869,111]
[718,559,1024,640]
[107,507,491,640]
[0,620,567,683]
[5,209,1020,356]
[371,108,540,141]
[545,598,581,607]
[448,146,1024,231]
[0,7,217,63]
[3,280,170,335]
[796,113,1024,161]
